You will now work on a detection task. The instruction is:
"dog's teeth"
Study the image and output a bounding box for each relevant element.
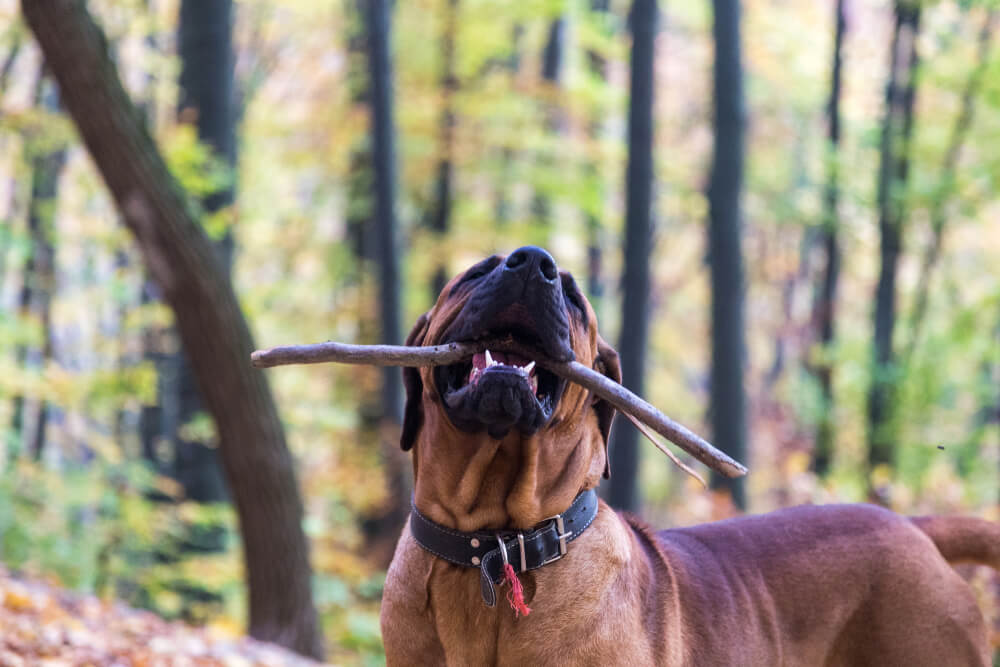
[485,349,494,367]
[523,361,535,374]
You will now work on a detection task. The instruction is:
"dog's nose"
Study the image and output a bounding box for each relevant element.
[505,246,559,283]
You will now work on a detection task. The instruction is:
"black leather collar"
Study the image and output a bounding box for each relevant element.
[409,488,600,607]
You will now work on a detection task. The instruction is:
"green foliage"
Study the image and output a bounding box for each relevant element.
[162,124,235,240]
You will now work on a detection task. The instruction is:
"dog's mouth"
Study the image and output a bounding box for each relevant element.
[434,331,566,439]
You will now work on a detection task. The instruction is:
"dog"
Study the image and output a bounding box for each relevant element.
[380,246,1000,665]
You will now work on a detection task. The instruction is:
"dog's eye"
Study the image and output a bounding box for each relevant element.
[453,256,501,292]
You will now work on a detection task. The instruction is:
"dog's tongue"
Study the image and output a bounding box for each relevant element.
[471,350,528,370]
[472,352,488,372]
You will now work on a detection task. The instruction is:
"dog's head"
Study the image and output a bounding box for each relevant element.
[401,246,621,482]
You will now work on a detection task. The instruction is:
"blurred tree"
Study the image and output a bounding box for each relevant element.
[530,14,566,234]
[868,0,921,488]
[360,0,409,565]
[809,0,847,476]
[19,0,323,658]
[584,0,612,314]
[10,73,66,461]
[140,0,237,619]
[0,30,21,96]
[429,0,459,299]
[148,0,235,506]
[345,0,373,265]
[707,0,747,509]
[606,0,657,513]
[368,0,403,419]
[493,23,524,226]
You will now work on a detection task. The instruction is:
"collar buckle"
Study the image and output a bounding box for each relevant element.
[498,531,529,574]
[539,513,573,566]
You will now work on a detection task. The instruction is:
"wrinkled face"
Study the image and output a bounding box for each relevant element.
[401,247,621,459]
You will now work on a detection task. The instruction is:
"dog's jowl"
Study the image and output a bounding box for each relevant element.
[380,247,1000,666]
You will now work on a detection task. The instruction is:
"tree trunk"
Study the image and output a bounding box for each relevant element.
[810,0,847,476]
[493,24,523,226]
[429,0,459,299]
[867,2,920,484]
[529,16,566,232]
[707,0,747,509]
[605,0,657,513]
[361,0,409,565]
[345,0,373,266]
[166,0,236,506]
[20,1,323,658]
[367,0,403,419]
[584,0,613,316]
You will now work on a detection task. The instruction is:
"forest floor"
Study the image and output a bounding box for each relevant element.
[0,566,323,667]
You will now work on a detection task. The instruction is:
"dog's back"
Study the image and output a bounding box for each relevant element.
[650,504,993,666]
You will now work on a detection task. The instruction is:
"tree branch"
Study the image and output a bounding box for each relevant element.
[252,341,749,479]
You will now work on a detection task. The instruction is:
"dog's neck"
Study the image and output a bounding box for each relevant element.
[412,417,606,532]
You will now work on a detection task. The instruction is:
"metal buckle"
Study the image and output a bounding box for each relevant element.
[540,514,573,566]
[517,532,527,573]
[494,532,509,568]
[496,532,528,573]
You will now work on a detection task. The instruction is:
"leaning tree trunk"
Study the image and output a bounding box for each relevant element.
[20,0,323,658]
[809,0,847,476]
[605,0,657,513]
[867,2,920,487]
[707,0,747,509]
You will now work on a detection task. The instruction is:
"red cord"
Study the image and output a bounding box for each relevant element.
[502,562,532,617]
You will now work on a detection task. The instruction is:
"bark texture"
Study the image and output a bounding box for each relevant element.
[20,1,323,658]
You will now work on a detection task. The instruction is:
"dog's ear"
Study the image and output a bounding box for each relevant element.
[593,336,622,478]
[400,311,431,451]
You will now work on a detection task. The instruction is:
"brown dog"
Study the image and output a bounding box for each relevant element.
[380,246,1000,666]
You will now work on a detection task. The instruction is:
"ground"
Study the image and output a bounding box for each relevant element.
[0,566,322,667]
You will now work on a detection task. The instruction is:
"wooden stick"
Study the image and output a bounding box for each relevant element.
[251,341,473,368]
[555,360,747,478]
[251,341,748,479]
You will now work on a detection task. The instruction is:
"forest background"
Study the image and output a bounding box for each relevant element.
[1,0,998,664]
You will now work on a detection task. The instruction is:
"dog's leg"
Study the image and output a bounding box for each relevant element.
[381,530,447,665]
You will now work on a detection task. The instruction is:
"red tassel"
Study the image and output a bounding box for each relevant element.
[502,562,532,617]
